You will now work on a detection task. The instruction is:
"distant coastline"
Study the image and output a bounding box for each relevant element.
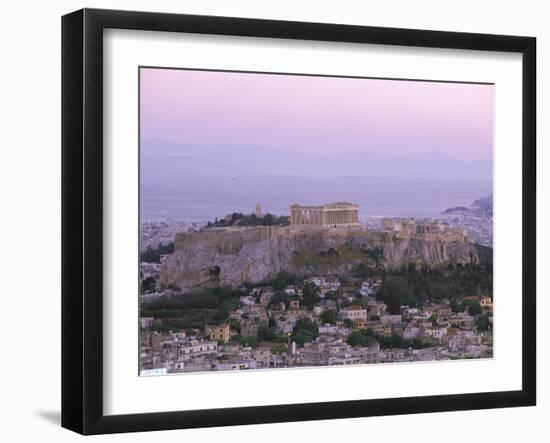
[141,175,491,223]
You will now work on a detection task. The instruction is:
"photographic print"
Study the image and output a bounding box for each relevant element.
[138,67,494,376]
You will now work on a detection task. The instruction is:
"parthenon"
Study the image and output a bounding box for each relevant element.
[290,202,359,226]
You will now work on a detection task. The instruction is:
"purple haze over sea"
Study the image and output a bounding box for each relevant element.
[139,68,494,222]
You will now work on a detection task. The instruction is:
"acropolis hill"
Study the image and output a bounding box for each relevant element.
[159,203,478,290]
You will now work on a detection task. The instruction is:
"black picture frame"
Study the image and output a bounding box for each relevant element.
[62,8,536,435]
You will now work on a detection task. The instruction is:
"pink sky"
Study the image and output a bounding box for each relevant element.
[140,68,494,161]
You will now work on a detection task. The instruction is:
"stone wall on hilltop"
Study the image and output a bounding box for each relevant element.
[159,226,479,290]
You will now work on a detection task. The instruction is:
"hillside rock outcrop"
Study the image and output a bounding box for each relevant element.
[159,226,479,290]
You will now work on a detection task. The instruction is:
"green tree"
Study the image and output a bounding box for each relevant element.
[228,318,241,333]
[320,309,337,325]
[347,330,373,347]
[292,317,319,346]
[140,242,174,263]
[293,330,316,346]
[411,338,430,349]
[368,247,384,266]
[354,263,376,279]
[294,317,318,334]
[324,290,342,302]
[215,298,240,320]
[390,332,405,348]
[377,277,413,314]
[268,291,290,309]
[450,299,463,313]
[141,276,156,293]
[271,271,299,291]
[271,344,287,355]
[476,314,490,331]
[232,335,259,348]
[464,300,482,316]
[258,325,278,341]
[302,282,321,309]
[339,275,350,287]
[378,332,406,349]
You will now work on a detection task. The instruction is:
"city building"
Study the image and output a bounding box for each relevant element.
[480,297,493,309]
[206,324,231,343]
[290,202,359,226]
[339,305,368,322]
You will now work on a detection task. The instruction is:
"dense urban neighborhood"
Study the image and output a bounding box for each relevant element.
[140,199,493,375]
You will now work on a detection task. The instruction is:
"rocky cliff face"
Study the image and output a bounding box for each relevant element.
[159,228,479,290]
[378,237,477,269]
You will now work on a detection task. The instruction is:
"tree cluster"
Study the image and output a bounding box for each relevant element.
[292,318,319,346]
[347,329,433,350]
[140,242,174,263]
[376,262,493,313]
[141,286,245,331]
[206,212,290,228]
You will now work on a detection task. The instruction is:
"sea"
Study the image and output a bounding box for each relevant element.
[140,174,492,223]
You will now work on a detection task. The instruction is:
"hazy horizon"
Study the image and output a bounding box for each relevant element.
[140,68,494,162]
[139,68,493,222]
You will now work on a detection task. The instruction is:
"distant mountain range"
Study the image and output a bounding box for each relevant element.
[141,139,492,182]
[443,194,493,217]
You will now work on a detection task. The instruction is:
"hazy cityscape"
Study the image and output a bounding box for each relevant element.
[140,196,493,375]
[139,68,494,375]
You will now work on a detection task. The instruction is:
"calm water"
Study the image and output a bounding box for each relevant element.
[140,174,492,222]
